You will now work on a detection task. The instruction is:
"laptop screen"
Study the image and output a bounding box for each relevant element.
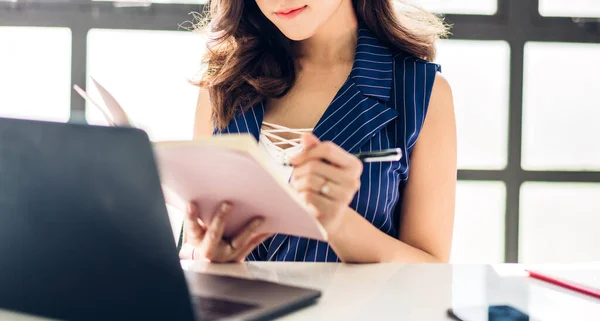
[0,118,195,321]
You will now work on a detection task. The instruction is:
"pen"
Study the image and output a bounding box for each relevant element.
[283,148,402,166]
[354,148,403,162]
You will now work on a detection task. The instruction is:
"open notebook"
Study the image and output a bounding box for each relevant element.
[74,78,326,241]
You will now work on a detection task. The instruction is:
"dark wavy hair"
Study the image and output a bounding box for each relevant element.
[194,0,449,130]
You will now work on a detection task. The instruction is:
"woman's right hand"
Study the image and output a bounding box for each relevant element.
[178,201,271,263]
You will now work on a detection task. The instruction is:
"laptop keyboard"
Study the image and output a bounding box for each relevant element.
[192,295,259,321]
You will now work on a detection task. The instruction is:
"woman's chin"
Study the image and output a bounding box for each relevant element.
[278,26,319,42]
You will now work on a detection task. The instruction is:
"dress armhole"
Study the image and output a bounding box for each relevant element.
[392,56,441,154]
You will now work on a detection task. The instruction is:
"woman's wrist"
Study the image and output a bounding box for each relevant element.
[325,206,384,263]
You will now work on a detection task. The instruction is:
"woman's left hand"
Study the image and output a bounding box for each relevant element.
[289,133,363,233]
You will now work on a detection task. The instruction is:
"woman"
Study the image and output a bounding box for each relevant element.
[179,0,457,263]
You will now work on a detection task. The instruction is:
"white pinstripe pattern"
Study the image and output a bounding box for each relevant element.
[357,43,389,50]
[293,237,300,261]
[386,54,402,235]
[355,59,393,65]
[355,51,394,57]
[255,243,261,259]
[303,239,310,262]
[409,61,418,146]
[358,84,392,89]
[251,104,260,129]
[318,96,367,138]
[344,109,391,150]
[267,242,281,261]
[327,83,356,107]
[354,147,362,219]
[241,105,250,131]
[280,237,292,262]
[351,75,393,81]
[356,35,378,41]
[312,85,359,133]
[372,133,383,225]
[422,63,427,129]
[233,111,240,132]
[367,94,393,99]
[330,102,378,142]
[352,67,393,73]
[365,140,373,223]
[267,234,288,260]
[379,128,393,230]
[291,231,303,262]
[402,58,410,174]
[385,172,397,235]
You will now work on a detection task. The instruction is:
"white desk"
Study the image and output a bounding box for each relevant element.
[183,262,600,321]
[2,263,599,320]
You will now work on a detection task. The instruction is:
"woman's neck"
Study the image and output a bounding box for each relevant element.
[295,0,358,67]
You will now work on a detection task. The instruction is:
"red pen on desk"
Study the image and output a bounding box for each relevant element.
[526,270,600,300]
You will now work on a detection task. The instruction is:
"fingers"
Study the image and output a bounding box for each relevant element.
[233,233,273,262]
[300,191,336,220]
[300,132,320,150]
[184,202,205,244]
[179,203,273,263]
[179,243,193,260]
[230,217,265,250]
[202,202,232,256]
[291,160,351,186]
[292,174,345,201]
[290,140,360,170]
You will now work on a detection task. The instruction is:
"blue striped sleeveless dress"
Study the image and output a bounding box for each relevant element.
[214,24,441,262]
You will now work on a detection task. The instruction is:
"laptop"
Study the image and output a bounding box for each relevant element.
[0,117,321,321]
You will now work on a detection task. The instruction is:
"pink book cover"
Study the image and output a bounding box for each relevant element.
[74,78,327,241]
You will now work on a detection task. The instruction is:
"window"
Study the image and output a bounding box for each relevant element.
[413,0,497,15]
[0,27,71,123]
[519,183,600,263]
[435,40,510,170]
[86,28,207,238]
[94,0,498,15]
[86,29,205,142]
[522,42,600,171]
[539,0,600,17]
[451,181,506,263]
[93,0,207,4]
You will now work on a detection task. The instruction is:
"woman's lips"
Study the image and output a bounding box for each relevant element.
[275,5,307,19]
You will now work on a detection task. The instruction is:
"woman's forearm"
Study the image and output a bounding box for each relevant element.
[327,207,443,264]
